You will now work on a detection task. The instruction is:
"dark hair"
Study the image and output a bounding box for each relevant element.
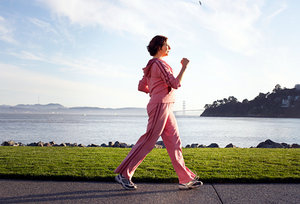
[147,35,168,56]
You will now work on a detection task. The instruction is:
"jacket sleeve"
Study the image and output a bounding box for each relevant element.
[138,76,149,93]
[154,61,181,89]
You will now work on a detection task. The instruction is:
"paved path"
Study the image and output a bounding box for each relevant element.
[0,179,299,203]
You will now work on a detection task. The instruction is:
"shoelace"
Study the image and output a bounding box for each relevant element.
[122,178,135,186]
[193,175,199,181]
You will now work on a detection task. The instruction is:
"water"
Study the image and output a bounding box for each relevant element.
[0,113,299,147]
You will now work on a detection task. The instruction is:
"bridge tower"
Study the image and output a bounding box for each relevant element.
[182,100,186,115]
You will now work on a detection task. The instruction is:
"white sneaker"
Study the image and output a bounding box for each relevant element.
[115,174,137,190]
[178,177,203,190]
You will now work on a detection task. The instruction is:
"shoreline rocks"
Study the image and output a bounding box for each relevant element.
[1,139,299,148]
[257,139,284,148]
[256,139,300,148]
[225,143,237,148]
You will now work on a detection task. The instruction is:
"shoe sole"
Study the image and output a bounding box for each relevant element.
[179,181,203,190]
[179,185,202,190]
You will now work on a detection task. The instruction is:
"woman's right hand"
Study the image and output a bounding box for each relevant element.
[181,58,189,68]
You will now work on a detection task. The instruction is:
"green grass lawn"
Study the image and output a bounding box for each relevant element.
[0,147,299,183]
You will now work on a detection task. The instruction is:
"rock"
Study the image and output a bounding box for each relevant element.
[198,144,207,148]
[119,143,128,148]
[156,141,165,148]
[44,143,52,147]
[257,139,284,148]
[78,144,85,147]
[49,141,56,145]
[185,144,191,148]
[225,143,237,148]
[101,143,107,147]
[291,143,300,148]
[113,141,120,147]
[60,143,67,147]
[89,144,99,147]
[207,143,219,148]
[129,144,134,148]
[2,141,15,146]
[37,141,44,147]
[27,142,38,146]
[2,141,19,146]
[108,142,114,147]
[71,143,78,147]
[155,144,163,149]
[281,143,291,148]
[191,143,199,148]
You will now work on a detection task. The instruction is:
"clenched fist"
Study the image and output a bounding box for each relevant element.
[181,58,189,68]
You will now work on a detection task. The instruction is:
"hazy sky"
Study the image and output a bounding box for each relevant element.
[0,0,299,110]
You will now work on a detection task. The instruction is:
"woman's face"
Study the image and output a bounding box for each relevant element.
[159,40,171,57]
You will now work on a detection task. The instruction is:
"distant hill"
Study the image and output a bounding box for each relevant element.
[0,103,146,115]
[201,84,300,118]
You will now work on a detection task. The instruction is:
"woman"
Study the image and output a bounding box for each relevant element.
[114,35,203,190]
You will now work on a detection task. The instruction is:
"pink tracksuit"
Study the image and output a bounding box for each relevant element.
[114,58,196,184]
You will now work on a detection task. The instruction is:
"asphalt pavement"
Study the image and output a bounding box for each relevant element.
[0,179,299,204]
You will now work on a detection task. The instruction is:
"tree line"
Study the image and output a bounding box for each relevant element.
[201,84,300,118]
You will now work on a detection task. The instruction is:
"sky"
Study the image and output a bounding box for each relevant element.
[0,0,299,111]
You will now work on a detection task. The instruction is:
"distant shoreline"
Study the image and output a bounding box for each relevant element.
[2,139,300,149]
[0,103,147,115]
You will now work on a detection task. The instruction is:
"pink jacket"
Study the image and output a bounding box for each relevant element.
[138,58,181,104]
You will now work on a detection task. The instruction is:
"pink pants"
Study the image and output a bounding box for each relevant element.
[114,103,196,184]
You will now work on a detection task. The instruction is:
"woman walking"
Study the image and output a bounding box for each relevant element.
[114,35,203,190]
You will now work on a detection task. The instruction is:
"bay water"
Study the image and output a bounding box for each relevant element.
[0,113,299,148]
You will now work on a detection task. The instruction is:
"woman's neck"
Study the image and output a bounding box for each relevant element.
[153,51,164,59]
[153,55,163,59]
